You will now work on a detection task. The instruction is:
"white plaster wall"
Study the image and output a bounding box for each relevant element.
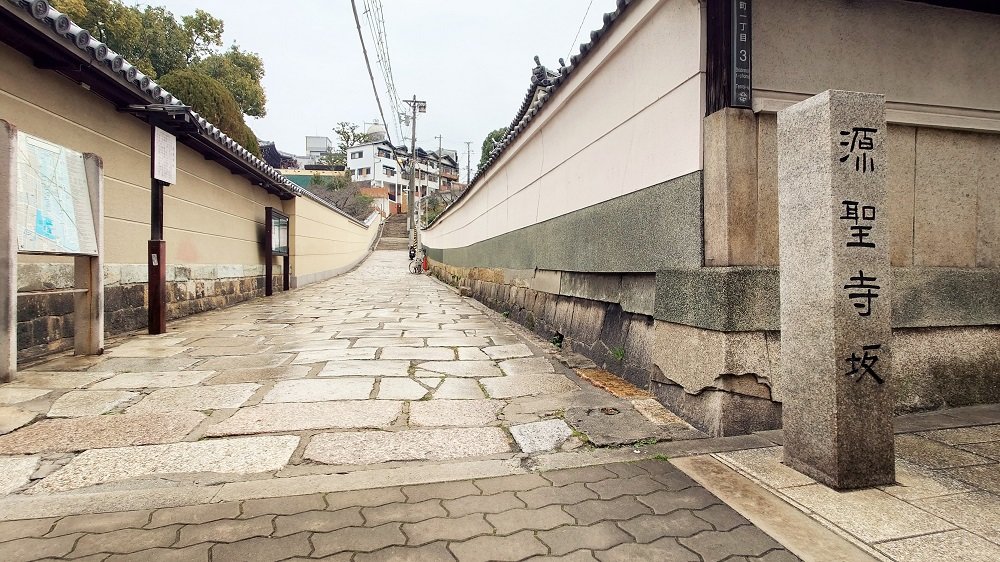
[753,0,1000,129]
[424,0,705,250]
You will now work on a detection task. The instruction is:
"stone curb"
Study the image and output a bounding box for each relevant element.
[671,455,880,562]
[0,434,776,520]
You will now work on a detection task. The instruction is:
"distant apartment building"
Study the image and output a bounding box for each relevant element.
[303,136,333,164]
[348,143,459,193]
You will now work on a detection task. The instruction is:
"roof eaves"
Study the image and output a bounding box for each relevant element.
[1,0,302,200]
[426,0,635,229]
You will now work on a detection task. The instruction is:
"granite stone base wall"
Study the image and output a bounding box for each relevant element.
[15,263,282,364]
[650,320,1000,433]
[427,260,655,390]
[427,259,784,436]
[429,258,1000,437]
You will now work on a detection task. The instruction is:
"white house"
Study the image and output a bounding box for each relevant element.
[347,124,461,199]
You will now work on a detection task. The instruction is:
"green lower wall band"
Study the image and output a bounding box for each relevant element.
[654,266,1000,330]
[425,170,997,331]
[424,171,704,273]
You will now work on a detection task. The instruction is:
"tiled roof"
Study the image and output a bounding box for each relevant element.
[1,0,303,199]
[429,0,635,226]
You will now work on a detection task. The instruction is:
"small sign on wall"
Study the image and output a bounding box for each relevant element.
[153,127,176,185]
[731,0,752,108]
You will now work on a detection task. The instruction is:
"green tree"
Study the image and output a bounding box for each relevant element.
[158,69,259,156]
[308,170,373,221]
[180,9,224,62]
[51,1,261,121]
[51,0,267,157]
[135,6,193,77]
[53,0,148,72]
[316,150,342,168]
[193,45,267,117]
[478,127,508,170]
[333,122,371,153]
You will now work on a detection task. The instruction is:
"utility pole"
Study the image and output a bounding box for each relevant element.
[435,134,444,194]
[464,141,473,184]
[403,96,426,248]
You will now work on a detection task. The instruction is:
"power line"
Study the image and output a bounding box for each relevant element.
[565,0,595,62]
[361,0,406,144]
[350,0,394,148]
[349,0,410,196]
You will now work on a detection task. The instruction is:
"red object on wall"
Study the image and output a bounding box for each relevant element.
[422,256,428,271]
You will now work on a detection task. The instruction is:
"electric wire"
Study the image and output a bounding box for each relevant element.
[565,0,595,62]
[349,0,409,188]
[361,0,405,144]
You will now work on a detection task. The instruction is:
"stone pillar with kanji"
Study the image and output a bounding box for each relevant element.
[777,90,894,489]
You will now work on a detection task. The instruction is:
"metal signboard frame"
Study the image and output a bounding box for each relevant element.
[264,207,290,295]
[731,0,753,108]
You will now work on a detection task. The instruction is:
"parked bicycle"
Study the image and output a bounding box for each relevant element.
[408,245,423,274]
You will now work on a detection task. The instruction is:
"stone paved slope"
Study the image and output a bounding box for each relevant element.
[376,214,410,250]
[0,250,685,499]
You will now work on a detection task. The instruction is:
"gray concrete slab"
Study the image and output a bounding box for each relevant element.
[303,428,510,465]
[30,435,300,494]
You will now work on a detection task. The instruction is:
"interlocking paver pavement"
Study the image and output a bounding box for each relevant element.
[712,405,1000,561]
[0,459,799,561]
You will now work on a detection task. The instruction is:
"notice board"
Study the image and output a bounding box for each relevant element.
[15,132,98,255]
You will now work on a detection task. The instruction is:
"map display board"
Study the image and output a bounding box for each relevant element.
[15,132,98,255]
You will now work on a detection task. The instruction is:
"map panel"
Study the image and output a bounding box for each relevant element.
[15,132,98,256]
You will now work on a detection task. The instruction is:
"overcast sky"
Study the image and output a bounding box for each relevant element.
[148,0,618,177]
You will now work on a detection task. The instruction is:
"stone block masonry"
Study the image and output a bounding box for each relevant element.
[15,263,283,363]
[427,261,656,391]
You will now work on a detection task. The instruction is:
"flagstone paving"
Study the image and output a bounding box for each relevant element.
[0,251,697,497]
[0,250,806,560]
[709,404,1000,561]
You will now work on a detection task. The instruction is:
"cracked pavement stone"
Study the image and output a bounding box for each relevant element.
[402,513,492,545]
[538,521,634,556]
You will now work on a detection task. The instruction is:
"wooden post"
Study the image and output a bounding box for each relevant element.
[76,154,105,355]
[265,206,274,296]
[148,239,166,334]
[0,121,16,382]
[148,135,166,335]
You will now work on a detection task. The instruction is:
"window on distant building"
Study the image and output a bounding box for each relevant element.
[357,167,371,176]
[383,166,395,176]
[377,148,392,158]
[351,151,363,159]
[428,174,438,182]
